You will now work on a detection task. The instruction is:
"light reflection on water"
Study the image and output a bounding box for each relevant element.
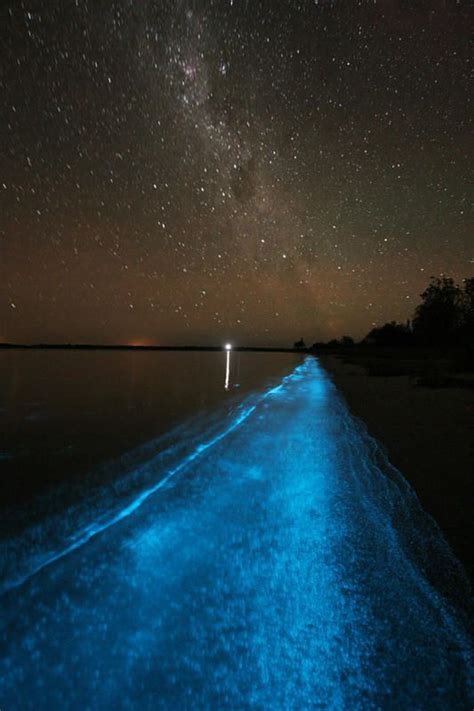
[0,349,301,536]
[224,348,231,390]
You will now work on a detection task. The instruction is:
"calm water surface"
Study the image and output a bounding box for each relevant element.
[0,350,301,533]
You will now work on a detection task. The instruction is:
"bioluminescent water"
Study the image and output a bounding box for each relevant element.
[1,357,472,709]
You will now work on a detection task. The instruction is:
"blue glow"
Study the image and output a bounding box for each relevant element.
[1,365,306,595]
[0,358,472,709]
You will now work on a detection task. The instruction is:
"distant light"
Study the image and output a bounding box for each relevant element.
[225,343,232,351]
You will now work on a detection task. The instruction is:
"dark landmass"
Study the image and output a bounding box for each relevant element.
[310,343,474,385]
[317,346,473,581]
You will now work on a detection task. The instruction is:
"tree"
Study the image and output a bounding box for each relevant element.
[459,277,474,345]
[363,321,413,346]
[294,337,306,350]
[412,277,463,345]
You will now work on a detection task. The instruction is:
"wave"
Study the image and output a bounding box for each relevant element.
[0,363,302,595]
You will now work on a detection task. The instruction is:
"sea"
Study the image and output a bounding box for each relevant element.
[0,349,472,709]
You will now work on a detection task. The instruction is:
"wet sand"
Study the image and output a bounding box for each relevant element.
[319,354,473,580]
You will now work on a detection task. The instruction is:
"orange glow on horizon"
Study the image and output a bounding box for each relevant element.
[127,338,156,347]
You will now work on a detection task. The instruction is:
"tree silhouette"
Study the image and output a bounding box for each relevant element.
[340,335,354,347]
[412,277,463,345]
[459,277,474,346]
[363,321,413,347]
[294,337,306,350]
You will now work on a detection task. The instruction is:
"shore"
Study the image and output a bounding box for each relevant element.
[318,353,473,581]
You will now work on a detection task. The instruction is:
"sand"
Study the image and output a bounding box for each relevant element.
[318,354,473,580]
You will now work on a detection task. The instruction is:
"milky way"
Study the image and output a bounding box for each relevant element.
[1,1,471,345]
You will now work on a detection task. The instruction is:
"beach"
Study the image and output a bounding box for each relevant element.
[319,354,473,580]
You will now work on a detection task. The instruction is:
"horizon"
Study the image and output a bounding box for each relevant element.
[2,270,472,349]
[0,341,301,350]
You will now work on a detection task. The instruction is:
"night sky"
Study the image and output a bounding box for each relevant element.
[1,1,471,346]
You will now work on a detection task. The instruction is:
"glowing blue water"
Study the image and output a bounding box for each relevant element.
[0,358,472,709]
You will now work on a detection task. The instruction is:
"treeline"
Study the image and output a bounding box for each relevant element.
[311,276,474,349]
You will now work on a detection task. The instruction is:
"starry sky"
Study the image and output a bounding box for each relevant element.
[1,0,472,346]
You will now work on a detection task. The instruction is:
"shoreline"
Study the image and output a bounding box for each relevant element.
[319,354,473,580]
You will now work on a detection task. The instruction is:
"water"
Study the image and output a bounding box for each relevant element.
[0,354,472,709]
[0,349,300,534]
